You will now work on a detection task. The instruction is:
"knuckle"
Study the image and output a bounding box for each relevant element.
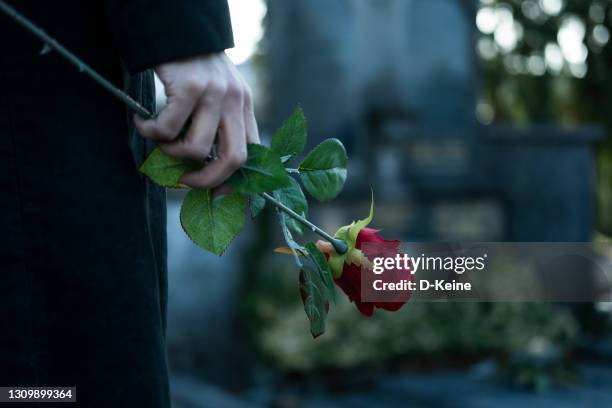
[225,81,244,101]
[202,81,227,105]
[182,77,206,96]
[209,80,228,96]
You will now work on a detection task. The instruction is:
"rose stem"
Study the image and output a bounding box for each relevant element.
[261,193,348,255]
[0,0,349,256]
[0,0,153,119]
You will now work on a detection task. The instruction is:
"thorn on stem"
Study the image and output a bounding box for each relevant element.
[39,43,51,55]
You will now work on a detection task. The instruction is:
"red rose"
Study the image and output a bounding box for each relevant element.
[318,228,413,317]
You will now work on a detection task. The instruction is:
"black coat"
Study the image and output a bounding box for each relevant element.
[0,1,233,406]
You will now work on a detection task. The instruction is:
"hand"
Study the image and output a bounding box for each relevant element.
[134,52,259,190]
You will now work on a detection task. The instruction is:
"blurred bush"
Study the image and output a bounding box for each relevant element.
[244,257,579,373]
[475,0,612,234]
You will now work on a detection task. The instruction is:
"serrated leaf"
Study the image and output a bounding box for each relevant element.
[249,194,266,218]
[305,242,336,303]
[299,266,329,338]
[298,138,348,202]
[180,189,245,256]
[271,106,307,161]
[139,147,201,188]
[273,178,308,234]
[229,144,292,194]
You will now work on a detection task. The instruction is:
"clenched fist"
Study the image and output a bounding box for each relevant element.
[135,52,259,190]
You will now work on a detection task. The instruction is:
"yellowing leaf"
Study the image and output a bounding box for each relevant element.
[274,246,304,255]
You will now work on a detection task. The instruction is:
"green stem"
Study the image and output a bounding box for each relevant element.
[0,0,154,119]
[261,193,348,255]
[0,0,349,256]
[274,207,303,268]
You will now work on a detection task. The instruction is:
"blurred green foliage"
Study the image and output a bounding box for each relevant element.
[476,0,612,234]
[245,256,578,373]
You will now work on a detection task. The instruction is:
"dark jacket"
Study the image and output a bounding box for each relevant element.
[0,1,233,406]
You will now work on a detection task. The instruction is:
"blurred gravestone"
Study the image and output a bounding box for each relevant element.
[266,0,602,242]
[266,0,475,128]
[265,0,357,148]
[353,0,476,126]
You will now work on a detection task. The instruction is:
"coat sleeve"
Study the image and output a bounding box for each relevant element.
[106,0,234,74]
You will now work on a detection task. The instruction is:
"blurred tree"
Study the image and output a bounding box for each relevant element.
[476,0,612,234]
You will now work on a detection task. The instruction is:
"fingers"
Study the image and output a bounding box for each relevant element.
[158,102,222,161]
[211,184,234,199]
[179,101,247,189]
[177,83,258,189]
[138,53,257,189]
[134,92,197,142]
[243,85,260,144]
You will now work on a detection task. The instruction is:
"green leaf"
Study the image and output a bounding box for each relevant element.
[180,189,245,256]
[249,194,266,218]
[139,148,201,188]
[299,266,328,338]
[271,106,307,161]
[229,144,292,194]
[273,178,308,234]
[305,242,336,303]
[298,138,348,202]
